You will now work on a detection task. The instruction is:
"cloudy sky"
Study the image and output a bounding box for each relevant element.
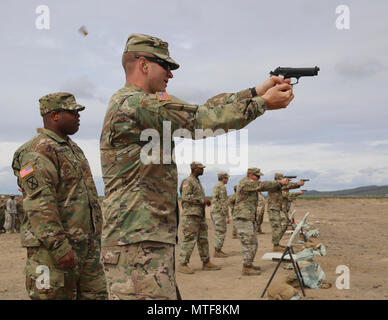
[1,0,387,195]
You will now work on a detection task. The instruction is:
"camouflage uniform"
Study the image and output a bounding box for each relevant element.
[100,34,267,299]
[228,190,238,237]
[0,199,6,233]
[282,191,300,219]
[267,173,301,246]
[15,197,24,233]
[11,93,107,300]
[255,192,266,233]
[210,173,229,251]
[5,198,17,233]
[234,169,281,267]
[179,168,210,264]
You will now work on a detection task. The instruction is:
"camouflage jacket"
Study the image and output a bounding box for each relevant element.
[234,177,281,221]
[267,182,300,212]
[12,128,103,263]
[180,174,206,217]
[210,181,228,216]
[228,194,236,216]
[282,192,300,213]
[100,83,266,246]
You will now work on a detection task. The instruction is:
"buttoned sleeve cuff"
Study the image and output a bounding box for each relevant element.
[50,239,73,262]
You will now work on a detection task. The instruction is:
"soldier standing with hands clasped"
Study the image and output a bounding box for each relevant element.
[178,162,221,274]
[99,33,294,299]
[12,93,107,300]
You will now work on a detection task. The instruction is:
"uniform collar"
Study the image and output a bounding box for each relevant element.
[123,83,146,93]
[37,128,69,144]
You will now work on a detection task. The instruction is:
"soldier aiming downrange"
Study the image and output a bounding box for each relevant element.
[99,33,294,300]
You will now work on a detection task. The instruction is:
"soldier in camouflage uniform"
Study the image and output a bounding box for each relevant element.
[267,173,304,252]
[99,33,294,299]
[15,196,24,233]
[210,172,230,258]
[5,196,17,233]
[177,162,221,274]
[11,93,107,300]
[234,168,287,275]
[228,186,238,239]
[255,192,266,234]
[282,189,304,219]
[0,196,6,233]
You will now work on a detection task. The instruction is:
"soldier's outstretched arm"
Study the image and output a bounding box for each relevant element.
[13,153,73,263]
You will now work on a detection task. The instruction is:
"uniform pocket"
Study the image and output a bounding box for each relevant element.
[101,249,121,265]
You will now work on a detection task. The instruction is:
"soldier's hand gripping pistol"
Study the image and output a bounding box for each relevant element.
[270,66,320,85]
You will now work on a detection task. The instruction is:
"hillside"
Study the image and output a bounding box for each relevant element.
[303,185,388,198]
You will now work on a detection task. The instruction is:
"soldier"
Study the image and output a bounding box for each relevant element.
[15,196,24,233]
[5,195,17,233]
[11,92,107,300]
[282,189,304,219]
[0,196,6,233]
[100,33,294,299]
[267,173,304,252]
[210,172,230,258]
[177,162,221,274]
[256,191,266,234]
[234,168,287,275]
[228,186,238,239]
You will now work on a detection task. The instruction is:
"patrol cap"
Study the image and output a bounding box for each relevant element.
[190,162,206,170]
[274,173,284,179]
[247,168,264,177]
[39,92,85,116]
[218,172,229,180]
[124,33,179,70]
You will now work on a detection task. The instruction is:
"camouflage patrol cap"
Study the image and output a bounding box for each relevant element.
[39,92,85,116]
[247,168,264,177]
[218,172,229,180]
[190,162,206,170]
[274,173,284,180]
[124,33,179,70]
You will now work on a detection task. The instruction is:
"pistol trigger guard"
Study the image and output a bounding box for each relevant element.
[290,78,299,85]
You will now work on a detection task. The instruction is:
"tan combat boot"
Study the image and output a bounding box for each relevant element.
[214,249,228,258]
[232,233,238,239]
[242,265,261,276]
[273,245,286,252]
[202,260,221,271]
[257,227,264,234]
[177,263,194,274]
[251,265,261,271]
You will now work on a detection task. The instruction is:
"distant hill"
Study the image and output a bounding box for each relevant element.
[303,185,388,198]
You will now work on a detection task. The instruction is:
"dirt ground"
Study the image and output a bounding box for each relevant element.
[1,198,387,300]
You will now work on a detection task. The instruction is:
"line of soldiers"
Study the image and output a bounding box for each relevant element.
[10,33,296,300]
[177,163,305,276]
[0,195,24,234]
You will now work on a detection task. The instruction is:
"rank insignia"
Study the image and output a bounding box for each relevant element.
[20,164,34,179]
[156,92,170,102]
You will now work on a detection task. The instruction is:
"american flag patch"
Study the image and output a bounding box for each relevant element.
[20,164,34,178]
[156,92,170,102]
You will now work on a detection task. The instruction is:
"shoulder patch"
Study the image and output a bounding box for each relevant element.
[20,164,34,179]
[156,92,170,102]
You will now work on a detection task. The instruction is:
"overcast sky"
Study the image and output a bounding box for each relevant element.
[1,0,387,195]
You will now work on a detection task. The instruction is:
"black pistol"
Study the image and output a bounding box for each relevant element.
[270,66,320,85]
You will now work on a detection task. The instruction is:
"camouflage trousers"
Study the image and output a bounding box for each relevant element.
[268,209,288,245]
[232,219,238,236]
[234,218,258,266]
[178,215,210,264]
[25,238,107,300]
[102,241,178,300]
[210,212,227,250]
[256,205,265,231]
